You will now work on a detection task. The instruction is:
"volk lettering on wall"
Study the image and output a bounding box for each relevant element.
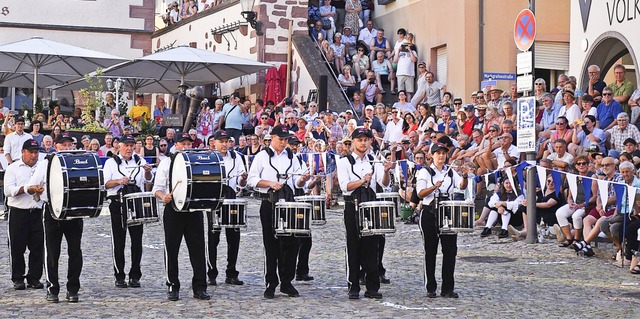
[606,0,640,25]
[579,0,592,32]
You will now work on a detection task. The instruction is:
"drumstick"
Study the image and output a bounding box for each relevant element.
[168,180,182,196]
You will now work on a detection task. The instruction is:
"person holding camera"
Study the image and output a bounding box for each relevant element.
[393,40,417,101]
[102,109,125,138]
[416,143,467,298]
[360,70,382,105]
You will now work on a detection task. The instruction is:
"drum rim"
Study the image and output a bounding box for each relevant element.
[376,192,401,197]
[222,198,249,204]
[123,191,156,199]
[438,200,475,207]
[275,202,312,208]
[294,195,326,200]
[359,200,394,207]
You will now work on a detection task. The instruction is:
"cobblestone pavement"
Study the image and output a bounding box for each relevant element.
[0,199,638,318]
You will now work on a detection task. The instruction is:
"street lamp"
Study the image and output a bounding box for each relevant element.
[105,78,124,113]
[240,0,263,36]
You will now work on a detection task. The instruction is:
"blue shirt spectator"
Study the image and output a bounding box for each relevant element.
[596,99,623,130]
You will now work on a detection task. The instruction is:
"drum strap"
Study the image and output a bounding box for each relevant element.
[114,154,142,181]
[267,150,293,182]
[426,165,454,197]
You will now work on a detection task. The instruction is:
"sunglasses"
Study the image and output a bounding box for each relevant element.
[454,102,462,105]
[488,129,497,132]
[556,122,566,125]
[535,83,543,85]
[602,163,614,167]
[261,117,269,120]
[602,93,612,96]
[160,144,167,147]
[575,162,588,166]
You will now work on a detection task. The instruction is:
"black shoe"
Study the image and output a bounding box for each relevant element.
[364,291,383,299]
[225,277,244,285]
[66,291,79,303]
[280,284,299,297]
[13,281,26,290]
[295,274,314,281]
[208,278,217,286]
[264,285,276,299]
[115,279,128,288]
[427,291,437,298]
[348,289,360,300]
[498,229,509,238]
[193,290,211,300]
[441,291,459,298]
[26,280,44,289]
[480,227,492,237]
[379,274,391,284]
[46,292,59,303]
[128,278,141,288]
[167,290,179,301]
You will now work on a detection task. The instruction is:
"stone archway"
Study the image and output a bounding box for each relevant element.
[580,31,638,90]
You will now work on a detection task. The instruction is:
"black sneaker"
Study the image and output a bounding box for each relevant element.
[46,292,59,303]
[66,291,79,303]
[208,278,217,286]
[193,290,211,300]
[498,229,509,238]
[295,274,314,281]
[441,291,459,298]
[13,281,26,290]
[364,291,382,299]
[167,290,179,301]
[480,227,492,237]
[348,289,359,300]
[263,285,276,299]
[128,278,141,288]
[225,277,244,285]
[26,280,44,289]
[115,279,128,288]
[280,284,299,297]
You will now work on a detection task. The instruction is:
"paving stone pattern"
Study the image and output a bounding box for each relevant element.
[0,199,638,318]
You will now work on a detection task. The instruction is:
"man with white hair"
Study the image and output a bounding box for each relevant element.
[608,112,640,158]
[585,64,606,102]
[103,109,124,138]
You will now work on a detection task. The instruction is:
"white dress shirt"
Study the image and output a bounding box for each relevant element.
[152,156,171,195]
[492,145,520,168]
[26,157,49,201]
[383,118,404,144]
[220,150,246,191]
[416,164,464,206]
[336,152,388,196]
[4,159,42,209]
[247,147,305,194]
[4,131,33,162]
[103,155,153,197]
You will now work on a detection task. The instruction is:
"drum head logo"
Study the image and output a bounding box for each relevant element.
[197,155,211,161]
[74,159,89,164]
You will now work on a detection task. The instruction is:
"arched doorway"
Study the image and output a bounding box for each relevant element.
[580,31,638,90]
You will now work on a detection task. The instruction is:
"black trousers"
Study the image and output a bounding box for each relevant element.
[8,207,43,283]
[163,205,207,293]
[296,237,312,276]
[420,206,456,293]
[206,212,240,280]
[43,206,83,295]
[109,200,143,281]
[359,236,386,279]
[624,218,640,260]
[344,202,380,293]
[259,200,299,287]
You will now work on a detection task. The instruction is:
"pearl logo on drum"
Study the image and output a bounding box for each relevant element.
[74,159,89,164]
[197,155,210,160]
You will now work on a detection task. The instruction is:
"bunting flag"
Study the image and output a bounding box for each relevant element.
[551,170,563,197]
[301,153,308,163]
[566,173,578,203]
[314,153,320,174]
[627,186,638,214]
[536,166,547,193]
[400,160,408,188]
[505,168,517,196]
[597,179,609,208]
[582,176,592,206]
[614,183,625,213]
[484,173,490,188]
[515,163,528,195]
[493,171,501,185]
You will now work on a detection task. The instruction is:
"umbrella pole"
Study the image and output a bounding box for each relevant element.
[33,66,39,108]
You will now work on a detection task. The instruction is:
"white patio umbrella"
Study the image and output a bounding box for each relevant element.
[0,36,126,107]
[52,75,202,95]
[100,45,271,85]
[0,72,77,89]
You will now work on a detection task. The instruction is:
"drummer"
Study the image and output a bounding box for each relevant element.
[416,143,467,299]
[25,133,82,303]
[247,126,311,299]
[336,127,393,300]
[205,131,246,286]
[103,134,153,289]
[152,132,210,301]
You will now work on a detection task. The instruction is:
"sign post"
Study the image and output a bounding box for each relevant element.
[514,5,538,244]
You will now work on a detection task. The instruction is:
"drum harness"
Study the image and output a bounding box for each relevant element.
[344,154,379,209]
[263,148,295,205]
[423,165,454,213]
[112,154,143,203]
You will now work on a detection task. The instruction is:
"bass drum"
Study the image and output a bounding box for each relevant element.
[47,151,105,220]
[170,150,225,212]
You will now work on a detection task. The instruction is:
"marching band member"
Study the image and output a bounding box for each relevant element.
[152,132,210,301]
[25,133,82,303]
[336,127,393,300]
[103,134,153,288]
[206,131,246,286]
[247,126,311,299]
[416,143,467,299]
[5,139,44,291]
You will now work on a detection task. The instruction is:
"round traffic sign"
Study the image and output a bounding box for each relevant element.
[514,9,536,52]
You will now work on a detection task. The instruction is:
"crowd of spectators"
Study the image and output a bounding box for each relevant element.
[162,0,221,26]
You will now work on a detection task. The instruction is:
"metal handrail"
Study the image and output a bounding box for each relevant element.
[312,38,360,121]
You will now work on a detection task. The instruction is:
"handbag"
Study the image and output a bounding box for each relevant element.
[219,104,238,130]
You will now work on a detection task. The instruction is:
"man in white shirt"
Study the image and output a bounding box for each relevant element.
[383,108,405,144]
[5,139,44,291]
[393,41,417,101]
[489,133,520,169]
[357,20,377,48]
[4,116,33,165]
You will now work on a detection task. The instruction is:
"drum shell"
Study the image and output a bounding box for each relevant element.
[124,192,159,226]
[214,199,247,229]
[273,202,312,236]
[47,152,105,220]
[170,150,225,212]
[294,195,326,226]
[358,201,396,236]
[376,192,401,220]
[437,200,475,232]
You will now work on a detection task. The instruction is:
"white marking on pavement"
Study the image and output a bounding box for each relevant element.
[381,302,456,310]
[527,261,568,265]
[143,244,164,249]
[314,286,345,289]
[621,282,639,286]
[97,233,111,238]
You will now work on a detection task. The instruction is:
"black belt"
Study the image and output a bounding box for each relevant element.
[9,207,42,213]
[259,193,270,200]
[107,195,120,202]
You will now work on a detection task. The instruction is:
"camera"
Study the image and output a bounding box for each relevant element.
[369,78,375,84]
[400,44,409,52]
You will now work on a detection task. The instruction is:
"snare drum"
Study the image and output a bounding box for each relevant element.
[376,192,401,220]
[170,150,225,212]
[358,201,396,236]
[294,195,326,226]
[437,200,475,233]
[212,199,248,230]
[46,151,105,220]
[273,201,312,237]
[123,192,159,226]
